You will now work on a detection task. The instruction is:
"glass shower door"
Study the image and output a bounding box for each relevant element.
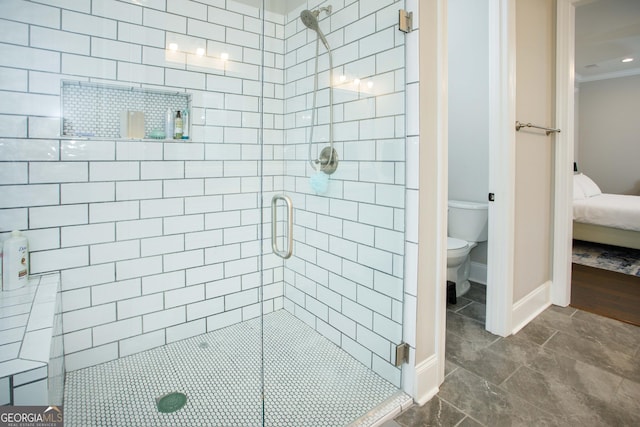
[260,0,407,425]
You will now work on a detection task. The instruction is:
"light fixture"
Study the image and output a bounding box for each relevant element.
[168,43,178,51]
[196,48,205,56]
[339,75,346,82]
[366,81,374,89]
[354,78,361,85]
[221,52,229,61]
[621,57,634,63]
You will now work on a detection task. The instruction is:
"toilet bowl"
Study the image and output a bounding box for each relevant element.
[447,237,476,297]
[447,200,488,297]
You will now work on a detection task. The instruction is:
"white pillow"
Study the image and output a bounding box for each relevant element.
[575,173,602,198]
[573,174,586,200]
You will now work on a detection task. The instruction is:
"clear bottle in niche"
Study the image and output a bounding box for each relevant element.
[174,110,183,139]
[165,108,174,140]
[181,109,189,140]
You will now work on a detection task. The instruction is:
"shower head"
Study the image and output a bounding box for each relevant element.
[300,9,331,50]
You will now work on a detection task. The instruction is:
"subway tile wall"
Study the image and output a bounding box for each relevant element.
[0,0,409,388]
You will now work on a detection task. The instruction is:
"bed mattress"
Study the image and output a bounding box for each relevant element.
[573,194,640,232]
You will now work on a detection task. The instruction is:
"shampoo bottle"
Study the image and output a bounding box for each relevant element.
[181,109,189,140]
[174,110,183,139]
[3,230,29,291]
[165,108,174,140]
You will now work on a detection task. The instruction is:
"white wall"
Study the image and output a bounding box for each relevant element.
[447,0,489,204]
[577,74,640,195]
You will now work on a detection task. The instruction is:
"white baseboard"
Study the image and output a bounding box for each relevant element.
[413,354,440,406]
[511,280,551,334]
[469,261,487,285]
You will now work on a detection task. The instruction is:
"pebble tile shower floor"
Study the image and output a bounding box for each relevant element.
[64,310,410,427]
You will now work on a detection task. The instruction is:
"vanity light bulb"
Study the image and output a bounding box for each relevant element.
[196,48,205,56]
[221,52,229,61]
[169,43,178,51]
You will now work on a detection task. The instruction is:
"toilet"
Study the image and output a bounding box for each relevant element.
[447,200,488,297]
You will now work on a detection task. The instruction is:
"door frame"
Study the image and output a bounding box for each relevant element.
[484,0,577,336]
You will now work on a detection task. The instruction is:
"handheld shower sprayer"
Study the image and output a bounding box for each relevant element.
[300,5,338,178]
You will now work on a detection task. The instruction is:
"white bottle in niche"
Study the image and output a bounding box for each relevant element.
[3,230,29,291]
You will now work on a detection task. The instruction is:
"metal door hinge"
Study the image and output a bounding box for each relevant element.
[398,10,413,33]
[395,343,410,366]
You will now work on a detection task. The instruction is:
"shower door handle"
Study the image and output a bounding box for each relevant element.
[271,194,293,259]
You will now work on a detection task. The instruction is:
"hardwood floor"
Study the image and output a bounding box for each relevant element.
[571,263,640,326]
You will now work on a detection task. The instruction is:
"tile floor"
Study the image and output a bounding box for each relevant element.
[391,282,640,427]
[64,310,410,427]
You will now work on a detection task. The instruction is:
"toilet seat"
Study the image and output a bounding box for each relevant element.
[447,237,469,257]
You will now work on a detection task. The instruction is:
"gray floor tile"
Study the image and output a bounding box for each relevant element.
[446,311,499,347]
[464,282,486,304]
[515,320,557,345]
[456,302,486,324]
[446,332,521,386]
[395,397,465,427]
[613,379,640,423]
[447,296,473,312]
[456,416,484,427]
[544,331,640,383]
[438,368,562,426]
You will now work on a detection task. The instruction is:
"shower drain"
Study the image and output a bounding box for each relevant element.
[156,392,187,413]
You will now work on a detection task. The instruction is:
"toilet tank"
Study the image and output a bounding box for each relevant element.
[448,200,488,243]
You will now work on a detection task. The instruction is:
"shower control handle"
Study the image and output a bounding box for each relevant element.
[271,194,293,259]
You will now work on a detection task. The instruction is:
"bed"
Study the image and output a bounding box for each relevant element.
[573,173,640,250]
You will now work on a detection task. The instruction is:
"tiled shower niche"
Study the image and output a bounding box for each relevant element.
[61,81,190,139]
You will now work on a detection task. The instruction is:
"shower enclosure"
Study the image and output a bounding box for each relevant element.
[0,0,408,425]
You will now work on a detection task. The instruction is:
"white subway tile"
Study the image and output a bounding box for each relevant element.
[0,68,29,92]
[186,263,224,287]
[204,211,241,231]
[61,140,115,161]
[29,204,86,228]
[61,54,116,79]
[116,256,163,281]
[28,117,61,138]
[90,200,139,223]
[30,246,89,274]
[116,141,162,160]
[5,1,60,29]
[0,91,59,117]
[168,0,208,19]
[206,75,243,95]
[224,257,257,278]
[206,308,241,332]
[0,43,59,73]
[0,18,28,46]
[0,115,27,138]
[91,37,142,62]
[0,208,28,231]
[358,203,394,229]
[165,69,205,90]
[62,182,114,204]
[116,180,162,200]
[142,307,185,332]
[30,26,90,55]
[0,139,58,161]
[142,270,185,295]
[92,278,141,305]
[207,6,243,29]
[119,330,165,357]
[184,195,223,214]
[164,214,204,235]
[164,179,204,198]
[140,161,183,180]
[165,284,204,308]
[0,162,27,184]
[62,303,116,333]
[186,297,224,321]
[62,223,114,247]
[164,143,205,160]
[91,240,139,264]
[405,189,418,243]
[117,293,163,319]
[187,18,225,42]
[141,234,185,257]
[143,8,186,33]
[166,319,206,343]
[116,218,162,241]
[118,22,165,48]
[140,198,183,219]
[185,229,223,250]
[22,228,58,252]
[184,161,223,179]
[62,288,91,311]
[63,329,92,354]
[64,343,118,372]
[28,71,65,95]
[93,317,142,346]
[118,62,165,86]
[62,263,115,291]
[164,249,204,272]
[90,162,139,182]
[92,0,142,24]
